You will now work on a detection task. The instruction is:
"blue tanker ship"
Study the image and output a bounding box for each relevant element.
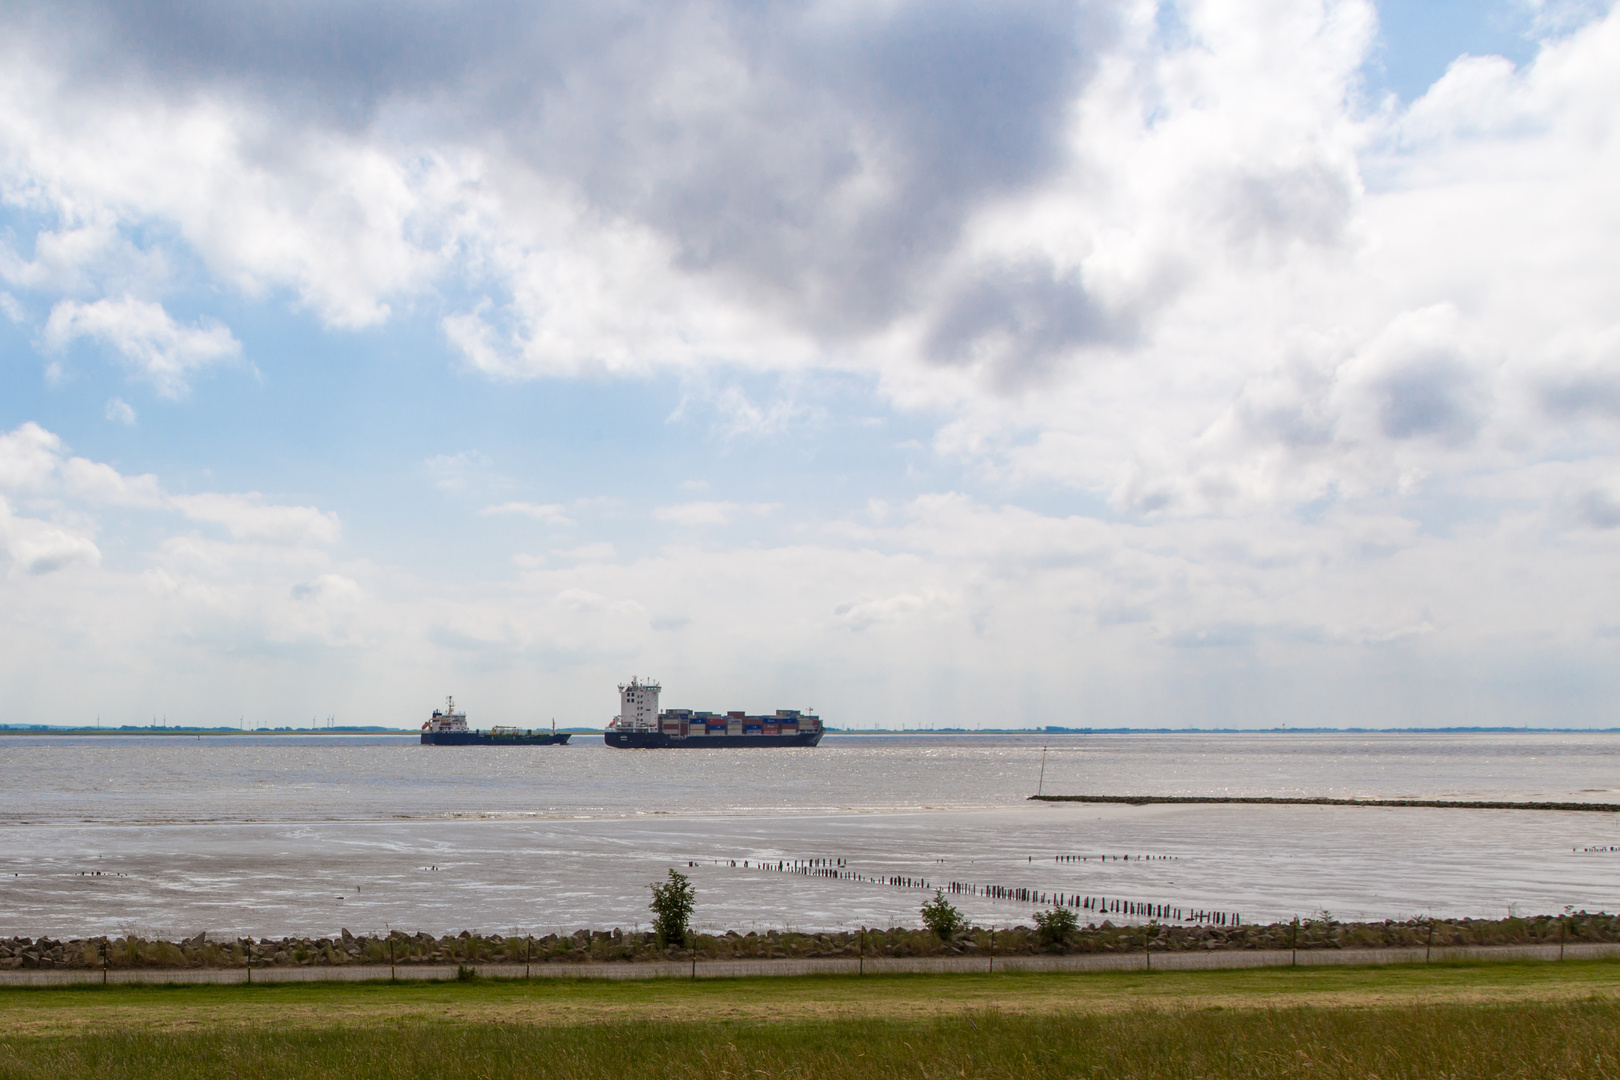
[420,697,571,745]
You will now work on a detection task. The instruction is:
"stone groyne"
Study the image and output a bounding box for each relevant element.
[1031,794,1620,812]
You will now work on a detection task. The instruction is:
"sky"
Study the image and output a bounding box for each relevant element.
[1,0,1617,731]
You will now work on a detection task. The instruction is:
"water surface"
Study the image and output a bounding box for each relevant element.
[3,732,1616,937]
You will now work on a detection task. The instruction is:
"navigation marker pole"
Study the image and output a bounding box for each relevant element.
[1037,745,1048,797]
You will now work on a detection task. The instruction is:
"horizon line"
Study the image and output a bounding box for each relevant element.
[2,724,1618,735]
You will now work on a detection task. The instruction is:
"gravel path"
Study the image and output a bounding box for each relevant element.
[5,941,1620,986]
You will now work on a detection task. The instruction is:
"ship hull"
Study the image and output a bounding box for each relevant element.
[604,730,823,748]
[420,731,572,745]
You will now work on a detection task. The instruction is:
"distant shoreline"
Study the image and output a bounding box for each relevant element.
[0,727,598,736]
[1032,794,1620,812]
[827,726,1620,734]
[5,725,1619,736]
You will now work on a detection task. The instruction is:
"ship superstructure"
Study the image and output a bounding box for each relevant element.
[419,696,571,746]
[604,678,823,748]
[423,697,470,735]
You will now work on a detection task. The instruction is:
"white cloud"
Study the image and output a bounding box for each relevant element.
[0,50,449,329]
[0,0,1610,499]
[0,499,100,575]
[425,451,494,493]
[0,423,1616,727]
[833,584,958,631]
[0,422,64,493]
[43,297,241,398]
[481,501,574,525]
[289,574,363,604]
[703,385,820,440]
[897,3,1620,527]
[555,588,643,616]
[552,542,617,561]
[652,501,778,526]
[59,456,165,506]
[0,422,339,546]
[171,493,341,546]
[103,397,136,424]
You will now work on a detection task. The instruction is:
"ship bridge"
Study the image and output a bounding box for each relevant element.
[616,677,661,731]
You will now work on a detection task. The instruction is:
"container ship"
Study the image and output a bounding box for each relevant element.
[420,697,571,746]
[604,678,823,748]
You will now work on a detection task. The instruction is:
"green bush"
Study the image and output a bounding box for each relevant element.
[1033,906,1079,946]
[649,869,695,949]
[920,890,965,943]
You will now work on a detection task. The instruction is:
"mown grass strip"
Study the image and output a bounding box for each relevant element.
[4,960,1620,1038]
[2,1001,1618,1079]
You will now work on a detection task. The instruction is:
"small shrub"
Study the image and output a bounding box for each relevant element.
[649,868,695,949]
[920,890,965,943]
[1033,906,1079,946]
[455,963,477,982]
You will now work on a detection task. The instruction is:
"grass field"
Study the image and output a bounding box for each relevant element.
[2,960,1618,1078]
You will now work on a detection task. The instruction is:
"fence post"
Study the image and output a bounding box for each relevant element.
[1425,918,1434,963]
[1291,917,1298,967]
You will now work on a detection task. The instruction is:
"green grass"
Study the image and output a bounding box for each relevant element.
[4,963,1620,1078]
[2,1001,1618,1079]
